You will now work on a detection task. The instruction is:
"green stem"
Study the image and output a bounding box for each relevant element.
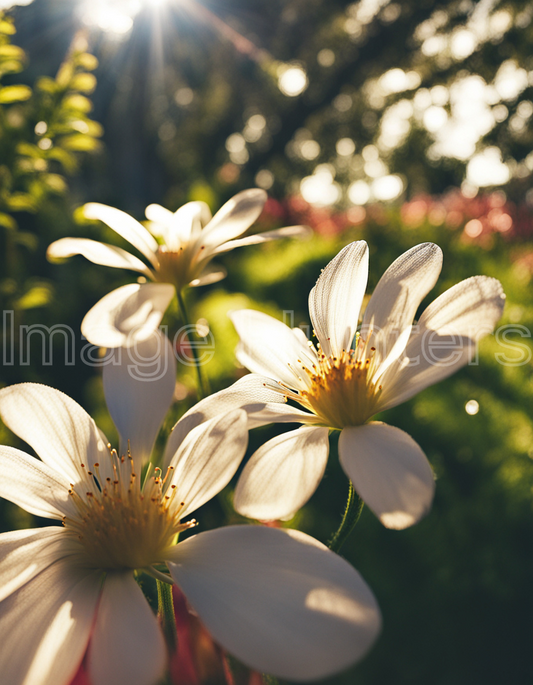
[177,289,208,399]
[157,579,177,655]
[328,482,364,553]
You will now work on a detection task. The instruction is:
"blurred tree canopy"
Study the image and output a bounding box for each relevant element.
[10,0,533,214]
[0,2,532,685]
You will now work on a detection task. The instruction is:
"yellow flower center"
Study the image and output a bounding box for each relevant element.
[297,347,383,429]
[155,245,205,290]
[63,448,194,571]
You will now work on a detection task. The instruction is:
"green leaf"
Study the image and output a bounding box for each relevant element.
[60,133,100,151]
[6,193,37,212]
[12,231,38,250]
[62,93,93,113]
[0,44,24,60]
[36,76,58,93]
[47,147,77,173]
[0,211,16,230]
[43,173,67,193]
[70,72,97,93]
[84,119,103,137]
[76,52,98,71]
[56,62,74,88]
[0,84,32,103]
[16,142,40,158]
[0,20,16,35]
[15,284,53,309]
[0,60,23,75]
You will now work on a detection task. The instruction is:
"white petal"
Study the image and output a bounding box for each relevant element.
[309,241,369,357]
[234,426,329,521]
[0,447,74,519]
[162,373,287,470]
[244,402,320,427]
[0,557,101,685]
[198,189,267,250]
[339,422,435,529]
[88,573,166,685]
[81,283,175,348]
[167,525,381,681]
[189,263,227,287]
[145,203,174,227]
[231,309,312,389]
[378,276,505,411]
[83,203,159,268]
[290,326,310,346]
[0,383,108,484]
[215,224,312,254]
[103,330,176,468]
[167,409,248,519]
[167,201,212,250]
[47,238,153,278]
[0,527,77,602]
[361,243,442,370]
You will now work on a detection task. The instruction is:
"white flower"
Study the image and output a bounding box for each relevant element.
[226,241,505,528]
[0,332,380,685]
[47,189,310,348]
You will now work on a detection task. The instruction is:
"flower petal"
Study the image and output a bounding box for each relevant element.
[81,283,175,348]
[0,527,78,602]
[88,573,166,685]
[83,203,159,268]
[162,373,287,470]
[103,330,176,468]
[198,189,267,250]
[167,525,381,681]
[361,243,442,370]
[167,409,248,519]
[215,224,312,254]
[189,262,227,287]
[0,557,101,685]
[47,238,153,278]
[0,383,108,484]
[234,426,330,521]
[339,422,435,529]
[377,275,505,411]
[243,402,320,427]
[145,203,174,229]
[167,201,212,250]
[0,446,75,519]
[309,241,369,357]
[231,309,313,390]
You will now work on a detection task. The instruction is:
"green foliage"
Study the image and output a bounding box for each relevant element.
[0,12,102,327]
[0,14,102,235]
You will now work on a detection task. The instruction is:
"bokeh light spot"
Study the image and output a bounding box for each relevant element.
[465,400,480,415]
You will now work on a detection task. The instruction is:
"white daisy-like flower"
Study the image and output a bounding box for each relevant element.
[47,189,310,348]
[224,241,505,528]
[0,332,380,685]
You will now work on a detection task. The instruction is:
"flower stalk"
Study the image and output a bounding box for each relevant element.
[177,289,209,399]
[328,482,364,553]
[157,579,178,655]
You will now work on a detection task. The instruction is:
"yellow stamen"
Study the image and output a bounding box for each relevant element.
[297,346,382,428]
[64,448,193,571]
